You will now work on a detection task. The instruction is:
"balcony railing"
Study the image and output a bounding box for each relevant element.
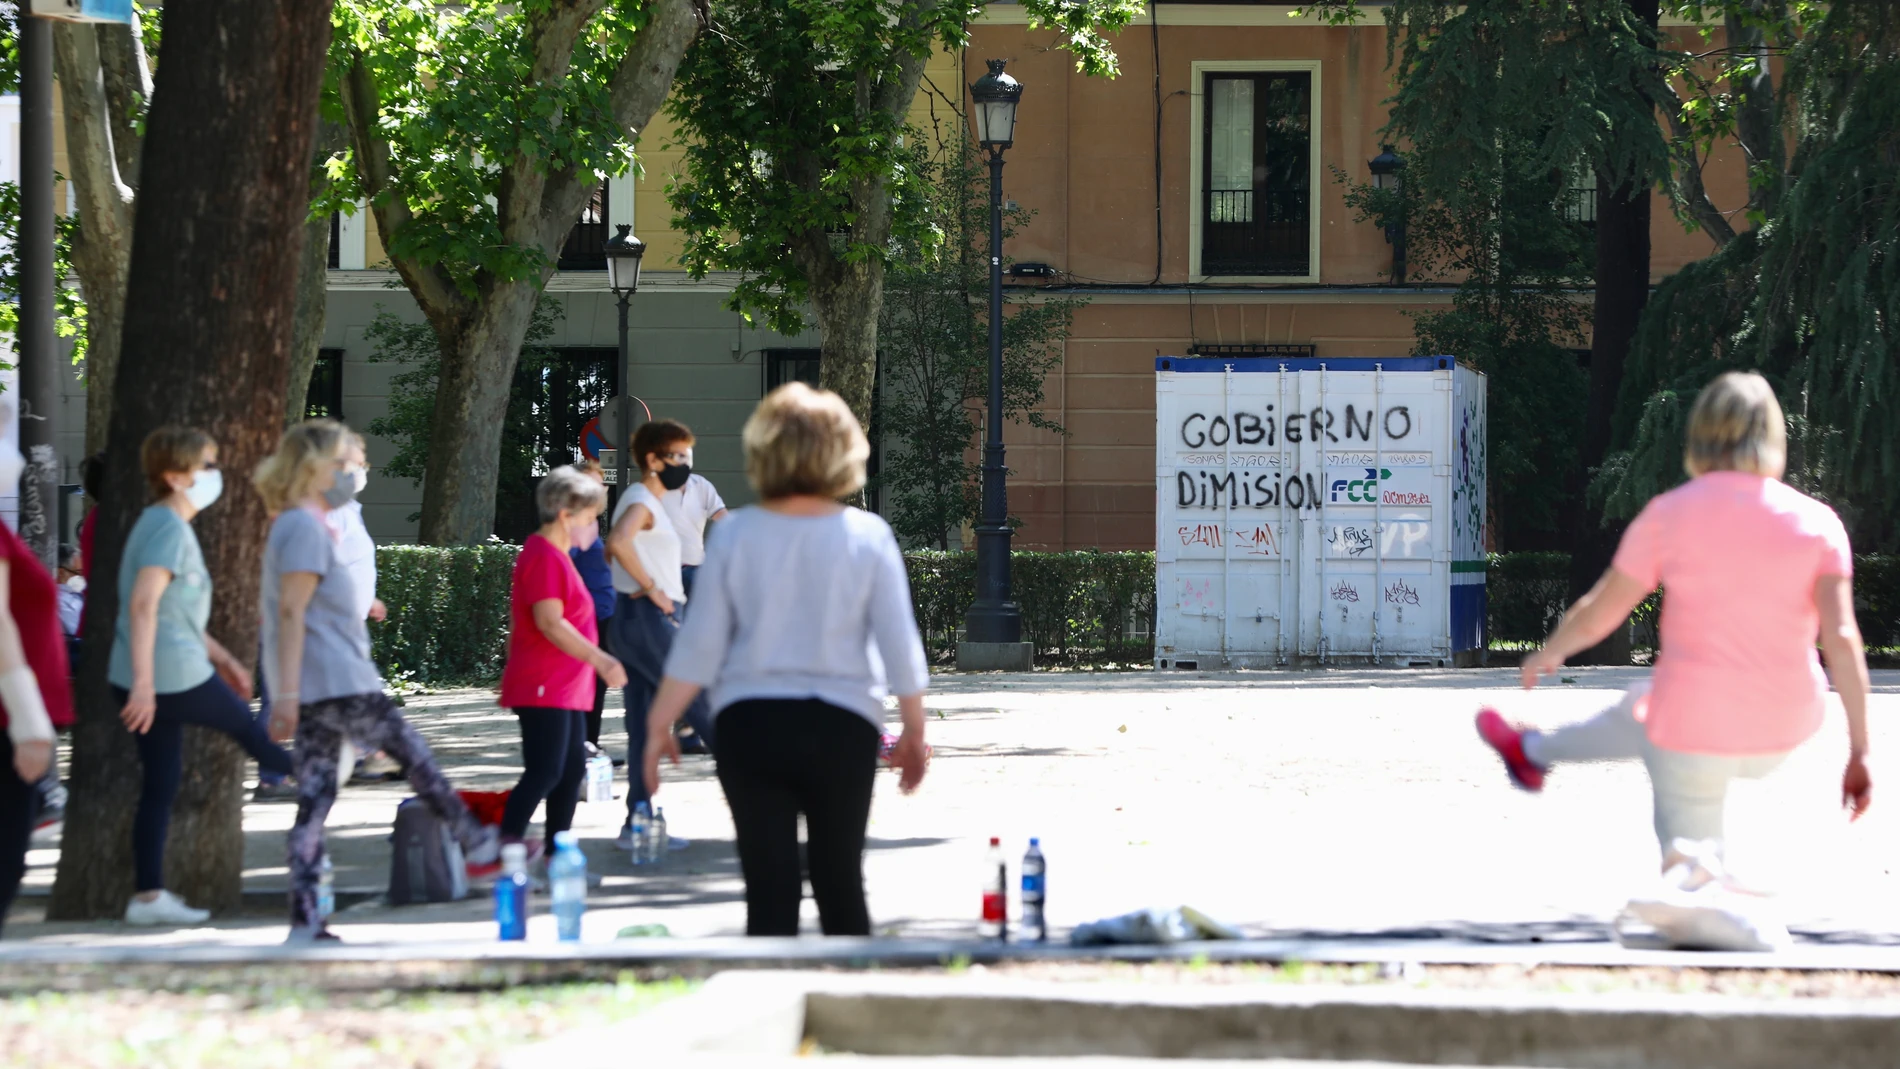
[1202,188,1309,276]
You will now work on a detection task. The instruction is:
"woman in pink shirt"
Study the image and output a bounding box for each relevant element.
[1479,372,1872,859]
[498,466,627,858]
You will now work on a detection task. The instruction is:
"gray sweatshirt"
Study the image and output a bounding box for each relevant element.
[663,506,928,728]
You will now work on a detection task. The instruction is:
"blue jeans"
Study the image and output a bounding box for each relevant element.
[119,675,293,892]
[608,594,712,820]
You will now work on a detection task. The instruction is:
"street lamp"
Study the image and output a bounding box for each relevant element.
[1368,144,1407,283]
[603,223,645,494]
[958,59,1031,671]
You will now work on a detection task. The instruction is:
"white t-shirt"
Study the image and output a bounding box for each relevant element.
[324,500,377,621]
[662,474,727,567]
[610,484,687,603]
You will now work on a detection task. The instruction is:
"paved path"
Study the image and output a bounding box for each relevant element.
[11,668,1900,949]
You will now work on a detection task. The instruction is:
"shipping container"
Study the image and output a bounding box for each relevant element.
[1154,356,1487,668]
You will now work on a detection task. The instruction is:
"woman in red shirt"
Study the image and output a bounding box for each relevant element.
[0,428,73,937]
[497,466,626,859]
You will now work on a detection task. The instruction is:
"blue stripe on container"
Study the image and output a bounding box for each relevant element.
[1449,581,1487,653]
[1155,356,1455,374]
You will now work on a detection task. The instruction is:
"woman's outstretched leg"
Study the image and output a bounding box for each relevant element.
[1477,685,1649,791]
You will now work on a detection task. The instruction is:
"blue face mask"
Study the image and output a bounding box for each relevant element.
[184,468,223,511]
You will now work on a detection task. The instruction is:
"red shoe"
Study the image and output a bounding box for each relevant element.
[1475,708,1545,792]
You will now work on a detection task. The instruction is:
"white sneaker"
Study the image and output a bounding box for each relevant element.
[124,889,211,927]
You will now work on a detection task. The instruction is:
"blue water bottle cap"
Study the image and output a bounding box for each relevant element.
[1029,837,1040,846]
[553,830,578,851]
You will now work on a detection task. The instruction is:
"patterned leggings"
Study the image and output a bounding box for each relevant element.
[287,691,484,930]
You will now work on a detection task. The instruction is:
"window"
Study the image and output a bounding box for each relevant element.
[494,346,620,542]
[557,182,609,270]
[327,212,341,270]
[763,348,822,393]
[1564,165,1597,226]
[305,348,345,420]
[1190,62,1321,281]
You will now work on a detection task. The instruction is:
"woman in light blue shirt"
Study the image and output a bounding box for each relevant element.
[113,426,292,928]
[643,384,929,936]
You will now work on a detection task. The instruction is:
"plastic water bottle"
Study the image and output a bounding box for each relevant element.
[315,854,336,923]
[549,831,587,942]
[494,843,529,941]
[652,807,669,862]
[979,837,1007,940]
[629,802,651,866]
[1021,838,1046,943]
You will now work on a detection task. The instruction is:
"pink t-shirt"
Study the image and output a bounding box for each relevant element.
[499,534,598,711]
[1613,471,1853,754]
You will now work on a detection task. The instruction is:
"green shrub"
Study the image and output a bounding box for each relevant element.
[371,543,519,684]
[1856,555,1900,649]
[905,550,1156,667]
[1485,551,1571,643]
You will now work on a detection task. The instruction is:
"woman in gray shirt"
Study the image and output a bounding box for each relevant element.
[642,384,929,936]
[256,420,498,941]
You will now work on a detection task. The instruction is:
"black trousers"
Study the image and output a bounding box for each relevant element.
[585,631,612,748]
[501,707,588,840]
[714,699,880,936]
[117,676,293,892]
[0,735,41,938]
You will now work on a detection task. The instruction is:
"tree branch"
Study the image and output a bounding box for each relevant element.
[499,0,606,251]
[339,51,468,322]
[95,16,148,186]
[1658,78,1738,247]
[538,0,701,251]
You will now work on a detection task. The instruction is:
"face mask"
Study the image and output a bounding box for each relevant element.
[324,467,366,510]
[185,468,224,511]
[63,575,86,593]
[658,461,692,492]
[0,446,23,495]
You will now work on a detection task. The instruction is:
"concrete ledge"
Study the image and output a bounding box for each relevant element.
[956,641,1035,671]
[10,936,1900,994]
[506,970,1900,1068]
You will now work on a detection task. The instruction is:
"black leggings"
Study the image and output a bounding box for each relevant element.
[585,632,611,748]
[118,675,293,892]
[0,736,40,938]
[501,707,587,840]
[714,699,880,936]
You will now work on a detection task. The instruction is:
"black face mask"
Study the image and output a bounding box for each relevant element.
[658,462,692,491]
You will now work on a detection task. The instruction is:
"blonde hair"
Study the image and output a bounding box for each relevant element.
[574,457,605,480]
[254,419,348,512]
[1683,372,1787,478]
[141,426,215,501]
[744,383,869,500]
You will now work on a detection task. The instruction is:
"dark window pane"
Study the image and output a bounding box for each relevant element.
[557,183,609,271]
[1201,72,1311,276]
[305,348,345,420]
[495,346,622,542]
[328,212,341,270]
[763,348,823,393]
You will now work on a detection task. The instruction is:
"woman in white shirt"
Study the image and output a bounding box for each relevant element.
[603,418,711,843]
[643,385,929,936]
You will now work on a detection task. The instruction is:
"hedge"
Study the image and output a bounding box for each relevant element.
[368,544,1900,681]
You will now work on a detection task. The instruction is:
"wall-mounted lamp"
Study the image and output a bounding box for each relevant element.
[1369,144,1407,283]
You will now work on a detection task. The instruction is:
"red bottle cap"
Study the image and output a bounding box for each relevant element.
[989,836,1000,845]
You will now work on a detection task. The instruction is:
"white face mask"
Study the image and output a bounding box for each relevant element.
[0,446,23,495]
[184,468,224,511]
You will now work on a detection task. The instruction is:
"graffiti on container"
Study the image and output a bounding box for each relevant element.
[1181,578,1214,609]
[1330,580,1360,603]
[1178,405,1414,449]
[1175,469,1323,511]
[1178,524,1223,549]
[1327,525,1375,557]
[1235,524,1281,556]
[1384,580,1421,606]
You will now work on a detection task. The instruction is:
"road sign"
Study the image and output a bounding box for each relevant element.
[581,395,651,487]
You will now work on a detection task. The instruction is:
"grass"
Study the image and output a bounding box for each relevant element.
[0,976,692,1069]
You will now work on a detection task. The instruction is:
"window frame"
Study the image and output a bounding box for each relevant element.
[1188,59,1323,284]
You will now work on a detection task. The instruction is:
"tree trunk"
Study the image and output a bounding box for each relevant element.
[810,257,885,431]
[50,21,138,458]
[286,121,350,427]
[49,0,336,920]
[415,281,544,544]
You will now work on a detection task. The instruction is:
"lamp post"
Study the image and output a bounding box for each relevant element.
[958,58,1031,671]
[1369,144,1407,284]
[603,223,645,496]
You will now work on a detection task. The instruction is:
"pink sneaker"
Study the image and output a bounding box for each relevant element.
[1475,708,1545,792]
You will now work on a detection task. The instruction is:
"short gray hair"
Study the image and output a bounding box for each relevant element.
[535,464,607,524]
